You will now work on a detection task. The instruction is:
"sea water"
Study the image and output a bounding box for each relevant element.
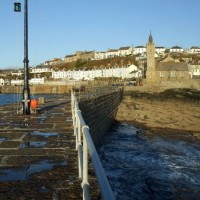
[98,123,200,200]
[0,94,64,106]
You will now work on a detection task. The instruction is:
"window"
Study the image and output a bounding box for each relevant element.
[170,71,176,78]
[180,72,184,78]
[160,72,164,78]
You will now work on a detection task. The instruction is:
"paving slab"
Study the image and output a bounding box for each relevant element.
[0,95,99,199]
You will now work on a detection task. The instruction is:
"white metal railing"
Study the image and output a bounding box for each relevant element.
[71,90,115,200]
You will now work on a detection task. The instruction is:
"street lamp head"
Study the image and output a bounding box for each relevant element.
[14,2,21,12]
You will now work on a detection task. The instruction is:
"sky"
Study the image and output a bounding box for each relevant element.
[0,0,200,69]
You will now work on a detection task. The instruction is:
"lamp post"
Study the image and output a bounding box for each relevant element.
[22,0,31,114]
[15,0,31,114]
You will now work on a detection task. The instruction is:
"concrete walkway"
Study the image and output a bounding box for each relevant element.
[0,95,98,199]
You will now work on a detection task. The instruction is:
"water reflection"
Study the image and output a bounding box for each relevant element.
[30,131,59,137]
[98,123,200,200]
[20,141,47,148]
[0,160,66,182]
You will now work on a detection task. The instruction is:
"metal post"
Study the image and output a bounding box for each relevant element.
[82,134,90,200]
[22,0,31,114]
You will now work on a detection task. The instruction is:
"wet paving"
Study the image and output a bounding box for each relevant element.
[0,96,99,199]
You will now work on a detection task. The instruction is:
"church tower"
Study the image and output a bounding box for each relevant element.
[146,33,157,82]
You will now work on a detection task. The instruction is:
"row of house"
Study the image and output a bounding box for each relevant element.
[44,46,200,66]
[52,65,141,80]
[10,77,45,86]
[0,65,142,86]
[0,78,39,86]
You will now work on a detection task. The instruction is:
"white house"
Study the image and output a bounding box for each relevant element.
[29,77,45,85]
[52,70,72,79]
[133,46,146,55]
[106,49,118,58]
[94,52,107,60]
[10,78,45,85]
[51,64,141,81]
[11,79,23,86]
[0,78,5,86]
[124,65,142,79]
[156,47,166,55]
[30,66,51,73]
[170,46,184,53]
[11,70,23,76]
[188,64,200,78]
[186,46,200,54]
[118,47,133,56]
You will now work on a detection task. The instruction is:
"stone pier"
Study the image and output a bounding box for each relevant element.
[0,95,98,199]
[0,89,122,199]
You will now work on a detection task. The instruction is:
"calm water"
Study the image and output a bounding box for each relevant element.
[98,123,200,200]
[0,94,64,106]
[0,94,21,106]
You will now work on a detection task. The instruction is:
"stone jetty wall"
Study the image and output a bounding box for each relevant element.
[79,90,123,146]
[0,85,71,94]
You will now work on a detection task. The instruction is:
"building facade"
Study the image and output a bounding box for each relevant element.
[118,47,133,56]
[186,47,200,54]
[146,34,191,83]
[188,63,200,78]
[0,78,5,86]
[52,65,141,80]
[170,46,184,53]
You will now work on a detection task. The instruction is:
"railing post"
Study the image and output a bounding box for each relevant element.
[71,90,75,127]
[77,109,83,179]
[78,142,83,179]
[75,108,79,150]
[82,127,90,200]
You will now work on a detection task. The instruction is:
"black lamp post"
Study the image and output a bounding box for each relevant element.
[22,0,31,114]
[15,0,31,114]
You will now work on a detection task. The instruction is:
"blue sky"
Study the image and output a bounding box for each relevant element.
[0,0,200,69]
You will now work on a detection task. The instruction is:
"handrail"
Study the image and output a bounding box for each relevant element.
[71,90,115,200]
[74,84,122,102]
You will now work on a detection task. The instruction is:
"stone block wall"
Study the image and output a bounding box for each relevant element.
[124,79,200,93]
[1,85,72,94]
[79,90,123,146]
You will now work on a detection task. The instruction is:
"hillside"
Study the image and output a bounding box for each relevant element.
[50,55,138,71]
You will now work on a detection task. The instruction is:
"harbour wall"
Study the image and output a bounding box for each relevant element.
[0,85,71,94]
[125,79,200,93]
[79,90,123,146]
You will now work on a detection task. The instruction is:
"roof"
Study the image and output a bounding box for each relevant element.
[84,51,95,54]
[156,61,188,71]
[190,46,200,49]
[189,63,200,66]
[107,49,118,52]
[65,55,74,58]
[148,33,153,44]
[119,46,131,50]
[159,54,174,62]
[135,46,145,48]
[171,46,183,49]
[156,46,165,49]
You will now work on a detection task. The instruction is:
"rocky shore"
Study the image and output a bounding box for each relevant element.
[116,88,200,143]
